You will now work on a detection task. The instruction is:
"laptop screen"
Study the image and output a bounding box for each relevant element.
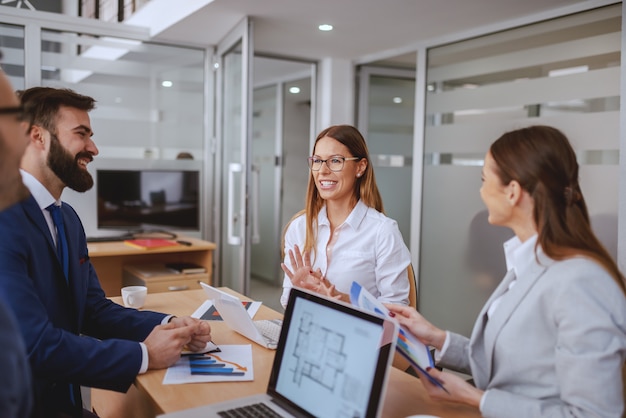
[268,288,397,418]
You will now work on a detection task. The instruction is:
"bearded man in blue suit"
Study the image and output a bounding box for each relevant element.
[0,87,212,418]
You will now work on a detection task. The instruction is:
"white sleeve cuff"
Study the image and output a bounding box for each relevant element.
[434,330,451,362]
[479,389,488,412]
[162,315,174,324]
[138,342,149,374]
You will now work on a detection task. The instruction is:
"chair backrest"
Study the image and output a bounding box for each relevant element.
[392,264,417,371]
[407,263,417,309]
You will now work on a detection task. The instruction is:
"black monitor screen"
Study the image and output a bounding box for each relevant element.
[96,169,199,231]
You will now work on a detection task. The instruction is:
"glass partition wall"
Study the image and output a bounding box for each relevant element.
[0,14,208,239]
[420,4,621,336]
[357,66,416,247]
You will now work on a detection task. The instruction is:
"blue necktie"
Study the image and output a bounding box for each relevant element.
[46,204,69,281]
[46,204,74,405]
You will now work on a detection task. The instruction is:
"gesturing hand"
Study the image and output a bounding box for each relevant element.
[281,245,323,289]
[281,245,348,302]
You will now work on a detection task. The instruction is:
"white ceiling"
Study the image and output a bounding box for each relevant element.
[149,0,593,64]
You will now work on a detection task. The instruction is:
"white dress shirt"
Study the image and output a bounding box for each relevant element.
[281,200,411,308]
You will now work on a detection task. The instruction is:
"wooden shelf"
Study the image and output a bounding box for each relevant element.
[88,237,216,297]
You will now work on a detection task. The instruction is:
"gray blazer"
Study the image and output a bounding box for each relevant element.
[439,250,626,418]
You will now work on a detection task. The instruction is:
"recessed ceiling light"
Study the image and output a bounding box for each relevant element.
[162,80,173,87]
[289,86,301,94]
[393,97,402,104]
[318,24,333,31]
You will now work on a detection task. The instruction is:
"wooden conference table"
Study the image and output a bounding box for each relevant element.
[92,289,481,418]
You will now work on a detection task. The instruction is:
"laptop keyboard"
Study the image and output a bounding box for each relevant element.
[217,402,284,417]
[254,319,282,344]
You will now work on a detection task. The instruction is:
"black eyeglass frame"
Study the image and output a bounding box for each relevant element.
[0,106,23,115]
[307,155,362,172]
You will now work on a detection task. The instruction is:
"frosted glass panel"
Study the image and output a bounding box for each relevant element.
[421,4,621,336]
[366,74,415,246]
[40,30,205,160]
[0,23,25,90]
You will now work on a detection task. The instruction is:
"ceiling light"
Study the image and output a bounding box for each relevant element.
[289,87,300,94]
[393,97,402,104]
[318,24,333,31]
[162,80,173,87]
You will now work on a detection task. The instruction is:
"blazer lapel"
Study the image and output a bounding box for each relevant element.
[26,197,74,292]
[469,269,516,388]
[474,257,550,388]
[22,195,56,253]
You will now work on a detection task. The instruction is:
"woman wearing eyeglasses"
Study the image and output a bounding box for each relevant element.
[280,125,411,309]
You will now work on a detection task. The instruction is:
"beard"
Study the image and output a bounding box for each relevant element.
[47,133,94,192]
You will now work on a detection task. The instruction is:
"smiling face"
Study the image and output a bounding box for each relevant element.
[46,105,98,192]
[312,135,365,207]
[480,151,513,227]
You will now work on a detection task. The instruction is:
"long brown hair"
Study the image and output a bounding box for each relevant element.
[490,125,626,294]
[283,125,383,259]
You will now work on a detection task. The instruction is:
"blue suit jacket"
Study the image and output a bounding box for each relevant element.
[0,195,166,417]
[0,296,32,417]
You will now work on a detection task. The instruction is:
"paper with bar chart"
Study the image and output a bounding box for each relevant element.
[163,345,253,384]
[350,282,449,392]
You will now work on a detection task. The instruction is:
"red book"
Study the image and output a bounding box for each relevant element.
[123,238,179,250]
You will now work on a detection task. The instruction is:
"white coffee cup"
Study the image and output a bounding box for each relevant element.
[121,286,148,309]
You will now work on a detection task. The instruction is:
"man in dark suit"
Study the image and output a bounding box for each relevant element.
[0,86,212,418]
[0,59,33,418]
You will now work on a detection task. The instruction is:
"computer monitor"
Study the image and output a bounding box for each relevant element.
[96,169,199,231]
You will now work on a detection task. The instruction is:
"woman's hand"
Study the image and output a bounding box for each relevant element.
[415,367,483,408]
[281,245,348,301]
[281,245,319,288]
[384,304,447,350]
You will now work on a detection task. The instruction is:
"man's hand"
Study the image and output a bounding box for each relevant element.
[169,316,212,352]
[143,322,196,369]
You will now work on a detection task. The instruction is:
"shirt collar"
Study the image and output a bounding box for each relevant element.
[318,199,368,230]
[503,234,538,277]
[20,169,58,209]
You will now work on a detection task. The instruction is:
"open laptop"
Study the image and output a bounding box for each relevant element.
[199,282,283,349]
[159,287,398,418]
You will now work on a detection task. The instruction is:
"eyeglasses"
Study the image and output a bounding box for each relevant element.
[0,106,23,116]
[307,155,361,172]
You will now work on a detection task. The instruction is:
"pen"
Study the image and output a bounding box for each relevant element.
[177,240,192,246]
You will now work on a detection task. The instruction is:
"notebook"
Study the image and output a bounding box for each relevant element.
[199,282,282,349]
[158,287,398,418]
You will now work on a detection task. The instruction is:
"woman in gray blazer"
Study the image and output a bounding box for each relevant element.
[388,125,626,417]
